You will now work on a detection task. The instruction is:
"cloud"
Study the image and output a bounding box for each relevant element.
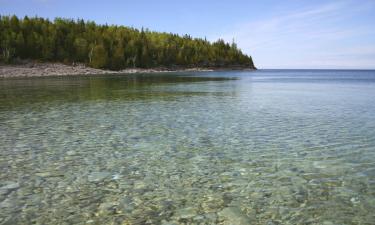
[213,0,375,69]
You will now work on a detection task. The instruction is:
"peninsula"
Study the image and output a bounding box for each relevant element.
[0,15,256,77]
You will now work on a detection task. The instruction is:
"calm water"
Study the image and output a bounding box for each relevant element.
[0,70,375,225]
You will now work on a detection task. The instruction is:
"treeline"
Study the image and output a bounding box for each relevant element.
[0,15,255,70]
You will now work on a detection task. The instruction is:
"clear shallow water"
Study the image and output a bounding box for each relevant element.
[0,70,375,225]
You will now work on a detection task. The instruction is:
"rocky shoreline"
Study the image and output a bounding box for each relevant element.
[0,63,254,78]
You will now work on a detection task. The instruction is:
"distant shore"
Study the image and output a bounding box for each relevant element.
[0,63,255,78]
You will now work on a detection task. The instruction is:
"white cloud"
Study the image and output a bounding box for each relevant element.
[212,1,375,69]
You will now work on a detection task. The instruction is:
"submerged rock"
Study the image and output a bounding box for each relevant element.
[66,150,77,156]
[112,174,121,180]
[133,181,147,190]
[204,212,218,223]
[350,197,360,205]
[35,172,64,178]
[35,172,53,178]
[174,207,197,219]
[96,201,118,216]
[218,207,252,225]
[0,182,20,191]
[0,182,20,196]
[161,220,179,225]
[117,196,135,214]
[0,198,14,209]
[88,172,111,182]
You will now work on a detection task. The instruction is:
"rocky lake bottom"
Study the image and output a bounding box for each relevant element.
[0,70,375,224]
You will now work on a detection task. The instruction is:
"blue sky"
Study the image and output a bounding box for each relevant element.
[1,0,375,69]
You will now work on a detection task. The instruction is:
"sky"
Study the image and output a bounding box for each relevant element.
[1,0,375,69]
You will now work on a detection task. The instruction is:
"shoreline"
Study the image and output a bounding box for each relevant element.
[0,63,255,78]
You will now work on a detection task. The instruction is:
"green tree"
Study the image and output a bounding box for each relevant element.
[0,15,256,70]
[90,44,108,68]
[74,37,88,62]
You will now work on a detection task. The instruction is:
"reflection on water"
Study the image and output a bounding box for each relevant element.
[0,70,375,224]
[0,74,237,109]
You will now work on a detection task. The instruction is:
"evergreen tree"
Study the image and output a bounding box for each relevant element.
[90,44,108,68]
[0,15,256,70]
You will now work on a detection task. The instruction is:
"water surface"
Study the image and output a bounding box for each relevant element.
[1,70,375,224]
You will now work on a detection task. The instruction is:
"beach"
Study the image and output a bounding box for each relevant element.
[0,63,217,78]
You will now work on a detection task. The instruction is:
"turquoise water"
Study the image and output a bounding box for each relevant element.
[0,70,375,225]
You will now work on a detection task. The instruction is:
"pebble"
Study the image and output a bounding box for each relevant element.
[174,207,197,219]
[161,220,179,225]
[35,172,64,178]
[0,182,20,191]
[350,197,360,204]
[97,202,117,215]
[0,199,14,209]
[204,212,218,222]
[133,181,147,190]
[66,150,77,156]
[0,182,20,196]
[218,207,252,225]
[35,172,52,178]
[112,174,121,180]
[88,172,111,182]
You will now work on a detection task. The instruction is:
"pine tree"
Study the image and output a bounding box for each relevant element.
[0,15,255,70]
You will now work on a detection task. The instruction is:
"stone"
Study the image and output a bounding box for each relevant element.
[0,182,20,196]
[66,150,77,156]
[193,215,205,221]
[35,172,64,178]
[350,197,360,204]
[35,172,52,178]
[174,207,197,219]
[133,181,147,190]
[161,220,179,225]
[118,196,135,213]
[0,198,15,209]
[0,182,20,190]
[96,201,118,216]
[88,172,111,182]
[112,174,121,180]
[204,212,218,222]
[218,207,252,225]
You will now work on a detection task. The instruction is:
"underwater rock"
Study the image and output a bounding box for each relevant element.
[0,198,14,209]
[161,220,179,225]
[218,207,252,225]
[66,150,77,156]
[117,196,135,214]
[174,207,197,219]
[204,212,218,223]
[0,182,20,196]
[88,172,111,182]
[35,172,64,178]
[133,181,147,190]
[350,197,360,205]
[96,201,118,216]
[0,182,20,190]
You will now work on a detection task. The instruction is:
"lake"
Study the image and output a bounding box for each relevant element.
[0,70,374,224]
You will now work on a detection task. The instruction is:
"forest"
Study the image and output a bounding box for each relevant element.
[0,15,255,70]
